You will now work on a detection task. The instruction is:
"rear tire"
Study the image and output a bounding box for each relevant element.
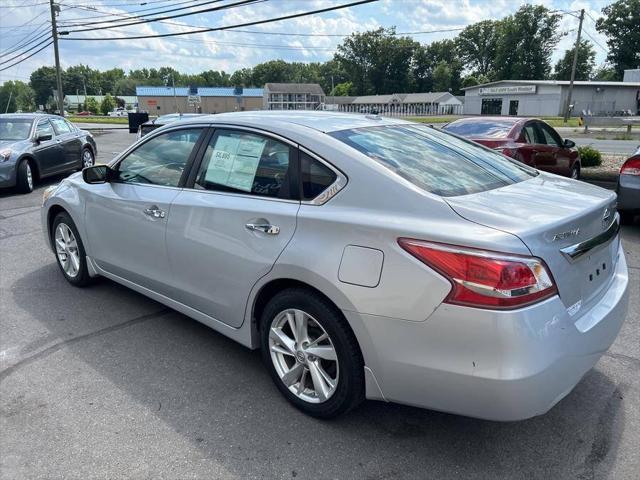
[81,148,94,169]
[260,288,364,418]
[570,163,580,179]
[16,159,34,193]
[52,212,92,287]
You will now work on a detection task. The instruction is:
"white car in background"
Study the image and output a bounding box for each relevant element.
[107,108,128,117]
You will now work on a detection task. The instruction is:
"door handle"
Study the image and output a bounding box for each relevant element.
[245,223,280,235]
[144,206,166,219]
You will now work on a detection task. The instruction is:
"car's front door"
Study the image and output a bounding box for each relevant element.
[32,119,64,175]
[538,122,572,176]
[528,121,558,172]
[84,127,205,295]
[50,117,81,169]
[166,128,300,328]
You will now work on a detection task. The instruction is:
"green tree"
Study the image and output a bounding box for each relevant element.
[456,20,501,78]
[554,40,596,80]
[29,66,57,107]
[85,96,99,114]
[592,65,618,81]
[413,39,463,93]
[596,0,640,80]
[495,5,562,80]
[432,62,453,92]
[229,68,254,87]
[0,82,17,113]
[251,60,293,86]
[100,94,116,115]
[331,81,353,96]
[335,27,418,95]
[461,76,479,88]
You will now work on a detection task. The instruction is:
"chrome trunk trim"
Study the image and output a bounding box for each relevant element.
[560,216,620,263]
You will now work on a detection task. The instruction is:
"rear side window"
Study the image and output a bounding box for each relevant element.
[50,117,71,135]
[330,125,535,197]
[301,152,336,200]
[195,130,293,199]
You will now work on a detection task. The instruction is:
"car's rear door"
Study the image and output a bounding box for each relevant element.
[166,127,300,328]
[83,126,206,295]
[50,117,81,170]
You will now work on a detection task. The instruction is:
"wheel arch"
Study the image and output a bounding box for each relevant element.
[18,154,40,181]
[46,204,70,250]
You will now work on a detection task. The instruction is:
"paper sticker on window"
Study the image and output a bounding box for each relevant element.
[204,134,266,192]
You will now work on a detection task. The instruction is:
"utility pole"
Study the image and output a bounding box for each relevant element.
[563,8,584,123]
[49,0,64,115]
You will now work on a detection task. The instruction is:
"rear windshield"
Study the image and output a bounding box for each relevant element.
[330,124,535,197]
[443,120,514,138]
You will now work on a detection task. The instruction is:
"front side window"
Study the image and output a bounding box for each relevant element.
[330,125,536,197]
[50,117,71,135]
[537,123,561,147]
[117,128,202,187]
[195,130,293,199]
[36,120,54,139]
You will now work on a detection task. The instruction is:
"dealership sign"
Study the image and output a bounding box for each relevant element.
[479,85,537,95]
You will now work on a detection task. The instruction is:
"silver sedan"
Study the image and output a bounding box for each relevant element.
[41,112,629,420]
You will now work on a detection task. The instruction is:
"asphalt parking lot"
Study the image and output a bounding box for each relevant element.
[1,130,639,480]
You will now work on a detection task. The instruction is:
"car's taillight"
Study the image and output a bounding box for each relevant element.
[398,239,558,310]
[620,157,640,176]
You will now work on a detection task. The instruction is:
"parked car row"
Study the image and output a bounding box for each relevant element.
[40,111,629,421]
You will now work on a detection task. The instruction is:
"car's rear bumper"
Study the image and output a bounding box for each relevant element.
[349,244,629,421]
[617,174,640,212]
[0,161,17,188]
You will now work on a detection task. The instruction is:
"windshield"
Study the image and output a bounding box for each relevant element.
[0,119,32,141]
[330,124,536,197]
[443,120,515,138]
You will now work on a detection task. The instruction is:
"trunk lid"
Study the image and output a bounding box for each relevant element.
[445,173,620,313]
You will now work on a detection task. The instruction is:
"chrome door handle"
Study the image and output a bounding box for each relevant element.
[245,223,280,235]
[144,206,166,218]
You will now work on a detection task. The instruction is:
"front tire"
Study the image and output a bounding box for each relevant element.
[260,288,364,418]
[52,212,92,287]
[16,159,34,193]
[570,163,580,179]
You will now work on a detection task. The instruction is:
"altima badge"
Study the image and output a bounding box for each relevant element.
[552,228,580,241]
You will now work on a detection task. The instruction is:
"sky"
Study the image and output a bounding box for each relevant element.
[0,0,613,85]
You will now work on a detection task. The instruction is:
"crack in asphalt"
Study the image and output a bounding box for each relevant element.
[0,308,171,382]
[0,207,40,220]
[603,351,640,366]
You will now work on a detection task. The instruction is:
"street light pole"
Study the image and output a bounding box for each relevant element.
[49,0,64,115]
[563,8,584,123]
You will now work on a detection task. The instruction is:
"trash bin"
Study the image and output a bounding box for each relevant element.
[128,112,149,134]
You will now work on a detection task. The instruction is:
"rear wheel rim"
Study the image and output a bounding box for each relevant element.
[26,163,33,190]
[82,150,94,168]
[269,308,339,404]
[54,223,80,278]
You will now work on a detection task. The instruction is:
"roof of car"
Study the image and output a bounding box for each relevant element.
[177,110,412,133]
[0,113,53,120]
[446,116,532,125]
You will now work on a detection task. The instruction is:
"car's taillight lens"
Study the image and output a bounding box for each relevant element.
[620,157,640,176]
[398,239,558,310]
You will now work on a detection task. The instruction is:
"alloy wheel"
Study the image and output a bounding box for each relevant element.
[55,223,80,278]
[83,149,94,168]
[269,308,339,403]
[26,163,33,190]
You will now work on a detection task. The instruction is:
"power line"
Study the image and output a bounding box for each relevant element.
[59,0,249,30]
[0,29,52,59]
[582,29,608,53]
[58,0,210,24]
[60,0,381,40]
[0,36,53,66]
[229,27,465,37]
[0,41,53,73]
[0,1,49,8]
[0,10,50,29]
[0,23,51,56]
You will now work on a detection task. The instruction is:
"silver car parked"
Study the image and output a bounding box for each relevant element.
[42,112,629,420]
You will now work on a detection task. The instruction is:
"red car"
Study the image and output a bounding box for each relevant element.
[442,117,581,178]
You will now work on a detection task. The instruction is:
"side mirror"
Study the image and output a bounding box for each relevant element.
[564,139,576,149]
[36,133,52,142]
[83,165,112,184]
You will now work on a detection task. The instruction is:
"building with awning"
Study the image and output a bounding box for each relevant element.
[327,92,463,116]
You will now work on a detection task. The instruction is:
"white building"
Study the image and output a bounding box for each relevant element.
[263,83,325,110]
[328,92,463,116]
[463,80,640,117]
